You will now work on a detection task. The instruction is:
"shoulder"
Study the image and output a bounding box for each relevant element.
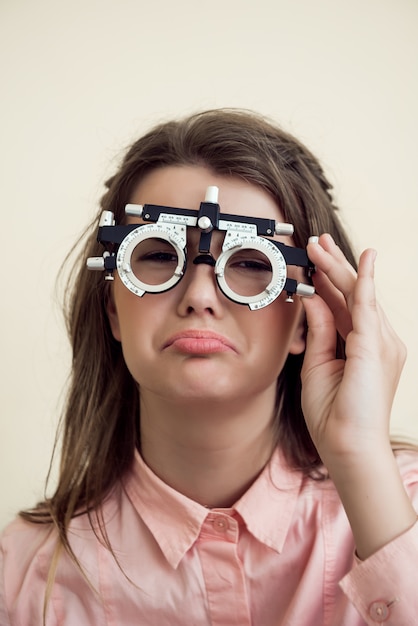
[0,487,124,585]
[1,515,56,569]
[0,517,57,623]
[1,516,58,584]
[0,490,121,623]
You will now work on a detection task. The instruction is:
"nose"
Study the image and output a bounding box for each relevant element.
[176,259,224,318]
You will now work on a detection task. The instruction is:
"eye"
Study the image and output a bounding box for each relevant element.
[138,250,178,264]
[129,237,180,285]
[228,252,272,273]
[132,238,178,265]
[223,249,273,298]
[232,259,271,271]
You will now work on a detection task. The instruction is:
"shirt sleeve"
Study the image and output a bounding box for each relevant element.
[339,449,418,625]
[340,521,418,625]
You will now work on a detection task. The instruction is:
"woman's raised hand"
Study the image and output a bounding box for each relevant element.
[300,234,416,558]
[301,233,406,467]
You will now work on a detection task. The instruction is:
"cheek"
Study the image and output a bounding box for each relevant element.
[112,304,154,384]
[106,287,122,342]
[259,298,306,358]
[107,280,147,344]
[108,285,170,361]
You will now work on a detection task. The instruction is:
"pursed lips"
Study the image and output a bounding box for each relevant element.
[162,330,237,354]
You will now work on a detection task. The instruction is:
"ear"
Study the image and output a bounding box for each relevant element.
[106,289,122,342]
[288,307,306,355]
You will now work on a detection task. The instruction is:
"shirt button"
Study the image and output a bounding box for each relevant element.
[368,601,390,622]
[212,516,229,532]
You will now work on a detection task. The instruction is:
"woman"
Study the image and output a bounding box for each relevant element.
[1,109,417,625]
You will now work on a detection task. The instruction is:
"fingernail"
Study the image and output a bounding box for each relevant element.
[308,236,319,244]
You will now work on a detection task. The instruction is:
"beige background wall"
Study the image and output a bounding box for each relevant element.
[1,0,417,530]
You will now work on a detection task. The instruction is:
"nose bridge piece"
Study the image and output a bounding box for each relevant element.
[192,254,216,267]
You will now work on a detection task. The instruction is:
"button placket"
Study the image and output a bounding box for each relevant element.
[197,512,251,626]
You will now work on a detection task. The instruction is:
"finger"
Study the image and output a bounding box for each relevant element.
[311,268,353,339]
[348,248,378,337]
[301,292,339,372]
[307,234,357,302]
[307,235,356,339]
[348,249,406,376]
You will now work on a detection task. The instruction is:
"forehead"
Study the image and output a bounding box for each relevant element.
[129,164,284,223]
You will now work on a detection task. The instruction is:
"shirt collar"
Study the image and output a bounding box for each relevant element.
[234,448,303,553]
[123,448,303,569]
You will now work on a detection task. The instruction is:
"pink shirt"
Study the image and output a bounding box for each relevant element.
[1,448,418,625]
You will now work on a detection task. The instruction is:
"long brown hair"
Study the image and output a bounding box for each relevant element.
[21,109,357,540]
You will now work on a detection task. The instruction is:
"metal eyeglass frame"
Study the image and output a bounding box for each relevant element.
[87,186,315,310]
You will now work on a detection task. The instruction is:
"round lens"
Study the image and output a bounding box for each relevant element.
[130,237,179,286]
[215,235,288,310]
[116,224,186,296]
[224,248,272,297]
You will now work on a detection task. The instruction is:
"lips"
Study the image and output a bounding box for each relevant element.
[162,330,237,354]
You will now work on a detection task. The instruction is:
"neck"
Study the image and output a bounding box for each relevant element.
[139,391,277,508]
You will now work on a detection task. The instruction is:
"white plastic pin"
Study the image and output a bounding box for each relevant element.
[205,186,219,203]
[99,211,115,227]
[125,204,144,217]
[275,223,294,236]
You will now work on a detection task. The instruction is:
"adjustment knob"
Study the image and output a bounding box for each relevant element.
[86,256,105,271]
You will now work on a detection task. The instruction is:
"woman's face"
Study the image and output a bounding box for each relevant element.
[107,165,306,406]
